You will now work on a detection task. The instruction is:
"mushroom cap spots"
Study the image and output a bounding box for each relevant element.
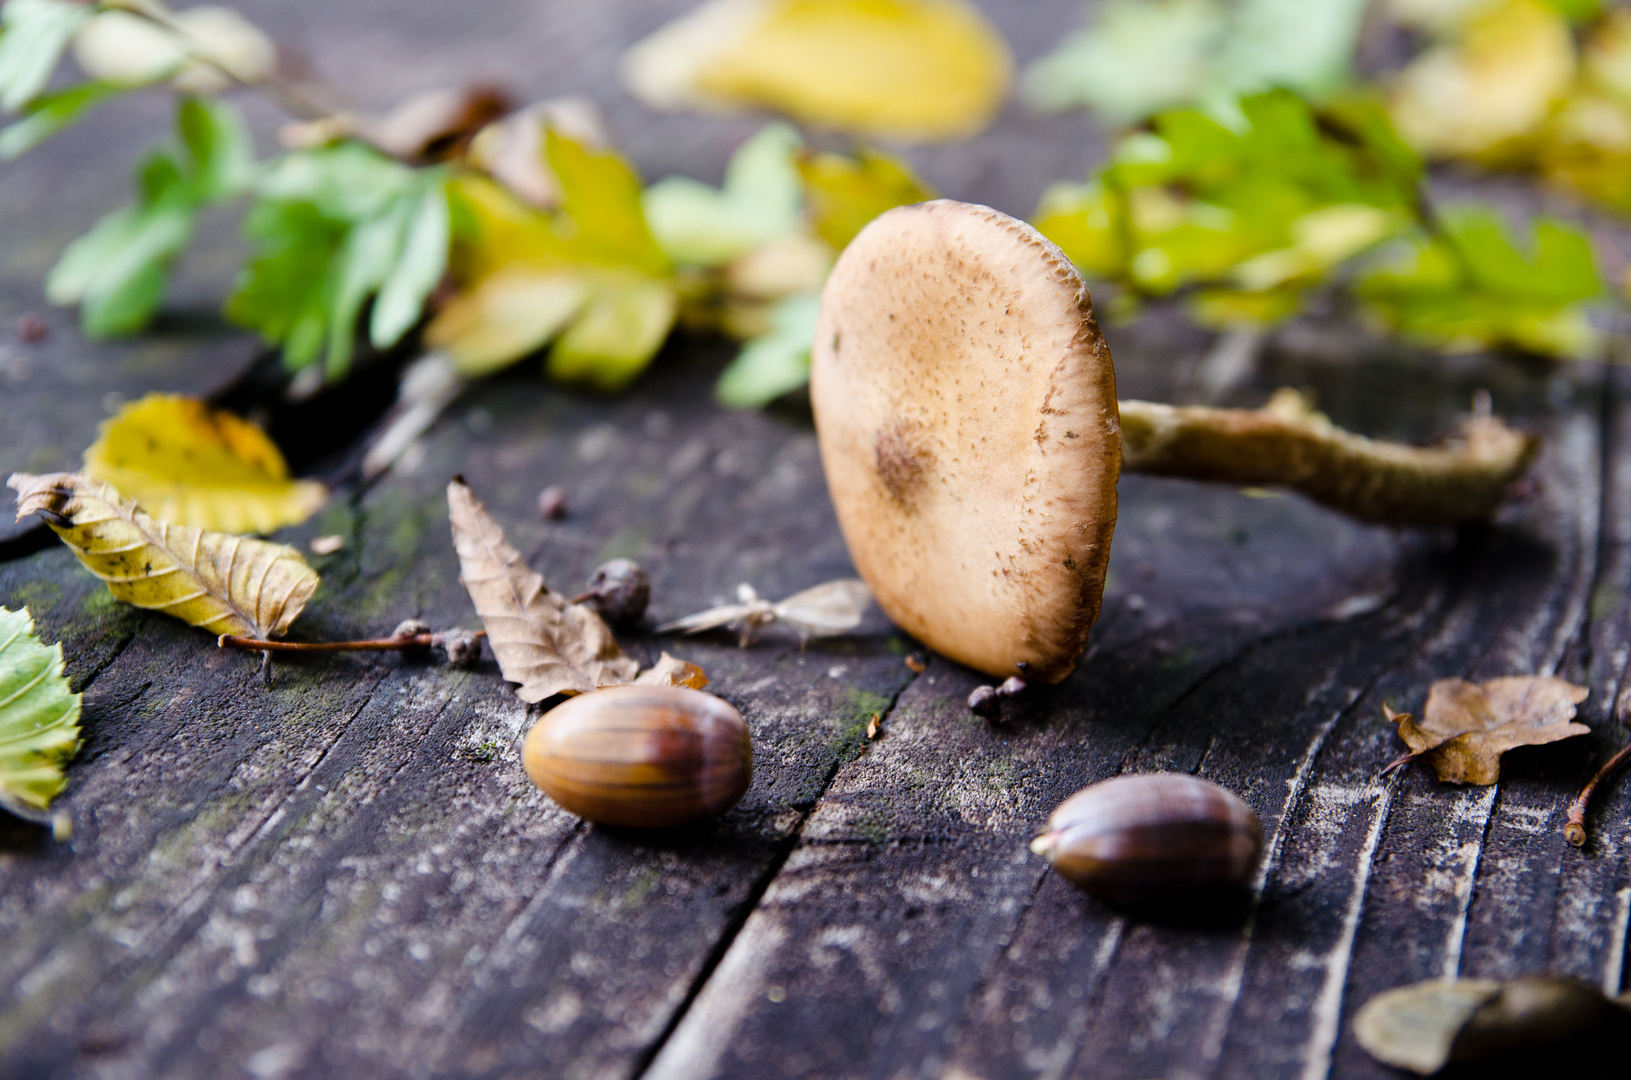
[811,200,1121,683]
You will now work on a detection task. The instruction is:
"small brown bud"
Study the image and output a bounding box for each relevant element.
[537,485,568,520]
[439,628,483,668]
[392,619,432,639]
[968,685,1001,718]
[576,559,650,628]
[15,314,48,344]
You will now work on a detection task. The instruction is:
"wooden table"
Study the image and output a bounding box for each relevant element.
[3,3,1628,1077]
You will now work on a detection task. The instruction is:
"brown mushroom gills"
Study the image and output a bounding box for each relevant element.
[812,200,1536,683]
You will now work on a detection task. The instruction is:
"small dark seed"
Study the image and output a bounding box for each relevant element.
[392,618,431,639]
[440,628,483,668]
[968,685,1001,718]
[537,485,568,520]
[579,559,650,628]
[15,314,48,344]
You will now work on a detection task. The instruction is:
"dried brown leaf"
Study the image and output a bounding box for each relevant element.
[1354,976,1630,1074]
[633,651,709,689]
[448,478,639,702]
[9,472,317,640]
[1386,675,1590,784]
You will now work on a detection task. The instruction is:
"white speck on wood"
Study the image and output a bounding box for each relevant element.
[1300,777,1396,1080]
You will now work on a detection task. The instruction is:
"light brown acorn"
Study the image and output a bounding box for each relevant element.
[1030,773,1262,904]
[521,685,752,828]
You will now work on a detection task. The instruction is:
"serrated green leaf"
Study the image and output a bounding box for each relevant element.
[47,149,197,338]
[1358,209,1605,359]
[1033,90,1419,323]
[0,606,82,820]
[797,148,936,251]
[0,80,121,160]
[177,95,255,202]
[0,0,91,112]
[46,97,256,338]
[644,122,804,266]
[227,198,345,372]
[716,291,820,408]
[371,179,450,348]
[229,145,442,377]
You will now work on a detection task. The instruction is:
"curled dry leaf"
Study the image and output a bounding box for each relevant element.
[9,472,317,641]
[448,479,706,702]
[0,605,81,822]
[658,579,870,646]
[82,393,326,534]
[1353,976,1630,1074]
[633,652,710,689]
[1384,675,1590,784]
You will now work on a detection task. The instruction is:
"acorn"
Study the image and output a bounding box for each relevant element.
[521,685,752,828]
[1030,773,1262,904]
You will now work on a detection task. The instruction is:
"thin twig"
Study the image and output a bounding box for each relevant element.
[1565,740,1631,847]
[112,0,338,121]
[218,630,484,653]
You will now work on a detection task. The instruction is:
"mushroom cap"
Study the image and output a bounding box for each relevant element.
[810,200,1120,683]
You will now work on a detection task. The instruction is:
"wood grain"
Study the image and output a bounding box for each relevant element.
[3,1,1629,1078]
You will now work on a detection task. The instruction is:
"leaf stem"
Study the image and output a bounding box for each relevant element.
[217,630,485,653]
[1564,740,1631,847]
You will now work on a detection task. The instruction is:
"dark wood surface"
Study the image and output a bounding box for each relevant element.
[3,3,1630,1078]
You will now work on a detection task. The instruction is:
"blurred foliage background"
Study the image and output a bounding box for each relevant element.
[1,0,1628,418]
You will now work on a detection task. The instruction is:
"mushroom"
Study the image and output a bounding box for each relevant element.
[810,200,1536,684]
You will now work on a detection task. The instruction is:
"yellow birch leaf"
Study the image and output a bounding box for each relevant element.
[621,0,1013,142]
[797,148,937,251]
[8,472,318,640]
[427,269,589,377]
[1389,0,1575,163]
[82,393,326,534]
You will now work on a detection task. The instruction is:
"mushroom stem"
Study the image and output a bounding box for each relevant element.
[1116,390,1537,526]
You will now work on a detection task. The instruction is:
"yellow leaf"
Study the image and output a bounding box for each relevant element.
[434,133,678,384]
[547,276,679,391]
[797,148,937,251]
[427,269,589,376]
[81,393,326,534]
[1389,0,1575,163]
[9,472,318,640]
[621,0,1013,142]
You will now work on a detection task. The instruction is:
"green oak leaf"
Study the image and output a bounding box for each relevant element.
[1357,208,1606,359]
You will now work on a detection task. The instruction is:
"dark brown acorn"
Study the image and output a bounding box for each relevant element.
[521,685,752,828]
[1030,773,1262,904]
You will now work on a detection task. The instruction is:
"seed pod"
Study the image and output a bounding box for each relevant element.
[522,685,752,828]
[1030,773,1261,904]
[577,558,651,629]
